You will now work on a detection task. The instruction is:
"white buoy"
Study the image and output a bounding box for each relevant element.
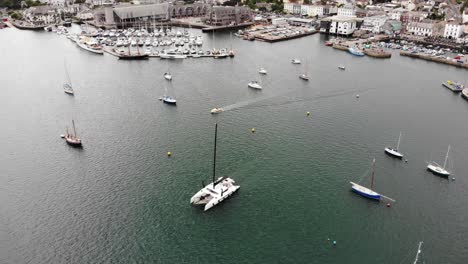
[158,97,163,101]
[356,94,360,98]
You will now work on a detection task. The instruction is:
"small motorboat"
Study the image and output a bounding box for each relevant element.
[164,72,172,81]
[248,81,262,90]
[211,108,223,114]
[348,46,365,56]
[338,65,346,70]
[299,74,309,81]
[162,95,177,105]
[291,59,301,64]
[258,68,267,75]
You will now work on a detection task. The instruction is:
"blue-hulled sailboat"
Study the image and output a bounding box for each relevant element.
[350,158,381,200]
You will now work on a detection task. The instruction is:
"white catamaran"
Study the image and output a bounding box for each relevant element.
[190,123,240,211]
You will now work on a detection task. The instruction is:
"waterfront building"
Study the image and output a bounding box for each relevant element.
[93,3,170,29]
[406,21,434,36]
[444,23,464,40]
[388,7,406,21]
[360,15,388,33]
[203,6,252,26]
[320,15,361,36]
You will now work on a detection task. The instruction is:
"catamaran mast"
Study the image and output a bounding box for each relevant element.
[397,131,401,150]
[213,123,218,186]
[443,145,450,169]
[370,158,376,189]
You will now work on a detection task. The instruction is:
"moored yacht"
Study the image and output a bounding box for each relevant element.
[64,120,82,147]
[299,74,309,81]
[190,123,240,211]
[384,132,403,159]
[348,46,365,56]
[427,145,451,177]
[350,159,381,201]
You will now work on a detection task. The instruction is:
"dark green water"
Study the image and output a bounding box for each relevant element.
[1,26,468,263]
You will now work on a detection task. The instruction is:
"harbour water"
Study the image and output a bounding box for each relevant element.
[1,27,468,263]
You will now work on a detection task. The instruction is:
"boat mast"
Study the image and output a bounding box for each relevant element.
[370,158,376,189]
[413,241,423,264]
[212,123,218,186]
[72,120,77,138]
[397,131,401,150]
[443,145,450,169]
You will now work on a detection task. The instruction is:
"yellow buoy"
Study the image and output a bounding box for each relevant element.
[251,128,256,133]
[167,151,172,157]
[306,112,310,116]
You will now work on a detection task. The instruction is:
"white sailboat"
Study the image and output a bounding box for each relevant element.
[190,123,240,211]
[299,59,309,81]
[413,241,423,264]
[385,132,403,159]
[63,62,74,95]
[427,145,451,177]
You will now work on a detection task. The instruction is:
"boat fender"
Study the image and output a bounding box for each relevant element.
[386,203,391,207]
[60,134,65,138]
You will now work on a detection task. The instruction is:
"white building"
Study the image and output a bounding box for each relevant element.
[361,15,388,33]
[389,7,405,21]
[463,11,468,24]
[337,6,355,17]
[322,15,359,36]
[284,3,301,15]
[443,23,463,40]
[406,21,434,37]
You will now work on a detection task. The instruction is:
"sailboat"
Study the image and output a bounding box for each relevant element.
[299,59,309,81]
[385,132,404,159]
[190,123,240,211]
[427,145,451,177]
[64,120,82,147]
[350,158,381,200]
[413,241,423,264]
[63,63,74,95]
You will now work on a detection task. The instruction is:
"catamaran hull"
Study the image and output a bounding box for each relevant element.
[204,186,240,211]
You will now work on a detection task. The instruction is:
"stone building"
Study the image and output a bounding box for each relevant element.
[203,6,252,26]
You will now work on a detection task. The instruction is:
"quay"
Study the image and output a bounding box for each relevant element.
[201,23,253,32]
[400,51,468,69]
[254,30,317,43]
